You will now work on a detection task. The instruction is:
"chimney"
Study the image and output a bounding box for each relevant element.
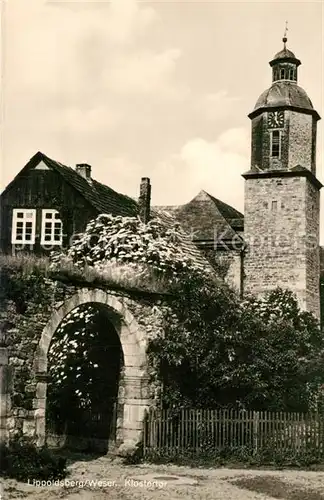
[76,163,91,180]
[139,177,151,224]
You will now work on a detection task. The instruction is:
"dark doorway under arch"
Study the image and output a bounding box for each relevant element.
[46,303,124,453]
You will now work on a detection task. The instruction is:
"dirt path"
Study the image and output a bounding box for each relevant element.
[2,456,324,500]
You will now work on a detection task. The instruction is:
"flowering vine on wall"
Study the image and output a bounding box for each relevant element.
[50,214,206,280]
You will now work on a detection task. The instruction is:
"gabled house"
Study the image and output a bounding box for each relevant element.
[0,151,138,255]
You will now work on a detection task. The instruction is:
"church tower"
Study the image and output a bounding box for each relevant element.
[243,33,321,318]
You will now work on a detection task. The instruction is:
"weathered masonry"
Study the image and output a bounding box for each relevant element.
[0,279,165,454]
[243,36,321,319]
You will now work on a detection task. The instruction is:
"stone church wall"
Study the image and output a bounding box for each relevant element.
[305,179,321,315]
[288,112,313,171]
[223,251,242,294]
[244,175,320,318]
[200,248,243,296]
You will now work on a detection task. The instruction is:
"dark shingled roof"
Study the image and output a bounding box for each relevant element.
[39,152,139,217]
[154,190,244,244]
[44,153,213,269]
[155,205,180,215]
[206,192,244,229]
[1,151,139,217]
[253,81,314,112]
[151,206,214,270]
[269,45,301,68]
[272,47,297,61]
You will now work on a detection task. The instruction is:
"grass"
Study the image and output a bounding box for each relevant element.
[52,258,172,295]
[0,252,172,296]
[0,252,51,275]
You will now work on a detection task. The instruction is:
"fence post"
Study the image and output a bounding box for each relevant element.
[253,411,259,455]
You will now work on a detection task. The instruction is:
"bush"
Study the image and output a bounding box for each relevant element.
[0,436,67,482]
[143,445,323,468]
[148,282,324,413]
[121,442,144,465]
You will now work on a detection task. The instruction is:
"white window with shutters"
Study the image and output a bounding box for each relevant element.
[41,209,63,245]
[11,209,36,244]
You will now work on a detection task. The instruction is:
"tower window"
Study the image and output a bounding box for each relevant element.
[289,68,295,80]
[271,200,278,211]
[280,68,286,79]
[270,130,282,158]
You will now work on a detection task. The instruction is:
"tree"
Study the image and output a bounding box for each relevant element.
[148,276,324,413]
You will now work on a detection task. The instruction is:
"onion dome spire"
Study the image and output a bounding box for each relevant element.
[269,23,301,83]
[249,24,320,121]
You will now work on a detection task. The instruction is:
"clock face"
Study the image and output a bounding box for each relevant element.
[267,111,284,128]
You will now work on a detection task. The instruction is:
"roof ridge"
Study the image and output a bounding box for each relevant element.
[91,177,137,203]
[206,192,244,219]
[0,150,138,217]
[204,193,238,230]
[41,152,137,205]
[1,151,45,196]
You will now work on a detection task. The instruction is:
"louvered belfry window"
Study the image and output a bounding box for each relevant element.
[271,130,281,158]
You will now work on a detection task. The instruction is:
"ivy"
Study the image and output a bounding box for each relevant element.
[0,260,66,410]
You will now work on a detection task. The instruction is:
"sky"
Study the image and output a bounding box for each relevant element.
[1,0,323,231]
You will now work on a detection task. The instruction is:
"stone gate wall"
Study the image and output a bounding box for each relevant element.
[0,278,166,454]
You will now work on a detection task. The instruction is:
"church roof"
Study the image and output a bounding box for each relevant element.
[154,190,244,245]
[269,38,301,67]
[272,47,297,60]
[253,81,314,113]
[151,206,213,269]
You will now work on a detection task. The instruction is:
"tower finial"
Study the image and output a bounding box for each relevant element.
[283,20,288,46]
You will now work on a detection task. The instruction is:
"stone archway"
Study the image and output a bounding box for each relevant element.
[33,289,151,452]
